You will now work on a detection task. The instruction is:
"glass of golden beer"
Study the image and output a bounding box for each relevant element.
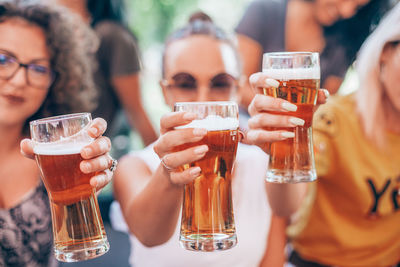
[30,113,109,262]
[174,101,239,251]
[261,52,320,183]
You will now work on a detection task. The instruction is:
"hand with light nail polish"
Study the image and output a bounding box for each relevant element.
[246,72,329,153]
[20,118,113,191]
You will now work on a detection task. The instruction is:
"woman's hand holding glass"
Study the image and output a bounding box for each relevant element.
[20,117,113,190]
[246,72,329,153]
[153,111,209,185]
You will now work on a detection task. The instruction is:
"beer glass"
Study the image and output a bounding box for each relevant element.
[261,52,320,183]
[174,101,239,251]
[30,113,109,262]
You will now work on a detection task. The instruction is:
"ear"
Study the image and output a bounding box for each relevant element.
[380,42,395,67]
[160,80,174,108]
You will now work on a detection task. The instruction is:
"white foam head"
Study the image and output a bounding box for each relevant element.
[176,115,239,131]
[33,142,89,155]
[262,67,320,80]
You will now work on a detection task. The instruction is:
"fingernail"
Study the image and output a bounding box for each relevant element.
[183,112,197,120]
[282,102,297,112]
[281,132,295,138]
[82,162,91,173]
[193,128,207,136]
[194,145,208,155]
[323,89,330,99]
[289,117,305,126]
[266,78,280,88]
[246,131,258,141]
[89,127,98,136]
[190,167,201,176]
[82,147,92,157]
[96,175,105,187]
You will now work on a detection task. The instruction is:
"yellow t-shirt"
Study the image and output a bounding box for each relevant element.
[288,94,400,267]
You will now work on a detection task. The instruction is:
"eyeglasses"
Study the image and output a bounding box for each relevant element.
[0,49,55,89]
[162,72,238,93]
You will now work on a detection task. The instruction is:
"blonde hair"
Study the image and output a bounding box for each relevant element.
[356,2,400,148]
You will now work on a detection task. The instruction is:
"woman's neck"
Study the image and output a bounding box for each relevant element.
[383,96,400,134]
[0,124,24,156]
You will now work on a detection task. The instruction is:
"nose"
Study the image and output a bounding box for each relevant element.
[8,67,28,89]
[339,1,359,19]
[196,84,210,102]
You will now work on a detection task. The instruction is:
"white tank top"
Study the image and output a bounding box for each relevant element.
[110,143,271,267]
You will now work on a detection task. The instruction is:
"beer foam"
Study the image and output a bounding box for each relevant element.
[262,67,320,80]
[176,115,239,131]
[33,142,88,155]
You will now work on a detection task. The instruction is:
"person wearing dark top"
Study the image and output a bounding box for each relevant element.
[235,0,394,112]
[0,1,113,266]
[56,0,158,151]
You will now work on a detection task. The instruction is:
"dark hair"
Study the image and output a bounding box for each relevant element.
[0,0,98,134]
[324,0,395,62]
[162,11,241,77]
[86,0,126,26]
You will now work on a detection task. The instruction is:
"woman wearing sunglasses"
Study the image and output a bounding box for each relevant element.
[0,1,113,266]
[110,12,296,267]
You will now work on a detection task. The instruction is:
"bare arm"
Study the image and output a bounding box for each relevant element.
[236,34,263,109]
[112,73,158,146]
[113,111,209,247]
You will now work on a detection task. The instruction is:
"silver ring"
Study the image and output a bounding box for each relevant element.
[109,159,118,172]
[161,156,174,172]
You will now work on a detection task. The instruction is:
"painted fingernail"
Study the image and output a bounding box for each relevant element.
[96,175,105,187]
[323,89,330,99]
[82,147,92,157]
[190,167,201,176]
[289,117,305,126]
[282,102,297,112]
[183,112,197,120]
[266,78,280,88]
[194,145,208,155]
[193,128,207,136]
[81,162,91,173]
[281,132,295,138]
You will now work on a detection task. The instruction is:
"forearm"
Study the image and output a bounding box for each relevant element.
[265,183,308,217]
[124,165,182,246]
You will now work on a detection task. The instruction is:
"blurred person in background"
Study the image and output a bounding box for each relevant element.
[108,12,326,267]
[235,0,394,126]
[56,0,158,158]
[245,3,400,266]
[0,1,113,266]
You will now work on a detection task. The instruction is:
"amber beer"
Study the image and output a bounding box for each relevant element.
[30,113,109,262]
[174,102,239,251]
[262,52,320,183]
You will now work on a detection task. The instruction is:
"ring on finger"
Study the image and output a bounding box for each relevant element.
[161,156,175,172]
[109,158,118,172]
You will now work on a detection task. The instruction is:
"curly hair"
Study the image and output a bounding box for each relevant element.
[0,0,99,134]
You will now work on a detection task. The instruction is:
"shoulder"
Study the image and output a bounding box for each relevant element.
[94,20,137,44]
[313,94,357,137]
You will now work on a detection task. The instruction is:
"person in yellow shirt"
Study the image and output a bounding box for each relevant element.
[245,3,400,266]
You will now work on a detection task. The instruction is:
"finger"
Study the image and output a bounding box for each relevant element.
[161,145,208,170]
[87,118,107,138]
[317,89,329,105]
[154,128,207,157]
[169,167,202,185]
[248,113,305,129]
[20,139,35,159]
[80,154,112,174]
[248,94,298,116]
[249,72,280,91]
[90,170,112,189]
[247,129,295,145]
[160,112,197,134]
[81,136,111,159]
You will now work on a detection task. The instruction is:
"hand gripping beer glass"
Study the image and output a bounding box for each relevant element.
[174,101,239,251]
[30,113,109,262]
[261,52,320,183]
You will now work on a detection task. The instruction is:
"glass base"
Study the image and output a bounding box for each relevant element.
[180,233,237,252]
[266,169,317,183]
[55,239,110,262]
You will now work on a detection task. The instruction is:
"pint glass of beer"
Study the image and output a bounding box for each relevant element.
[174,101,239,251]
[30,113,109,262]
[261,52,320,183]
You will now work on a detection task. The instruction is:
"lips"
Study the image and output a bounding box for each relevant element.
[1,94,25,104]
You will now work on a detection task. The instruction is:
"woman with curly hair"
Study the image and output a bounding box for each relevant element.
[0,1,114,266]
